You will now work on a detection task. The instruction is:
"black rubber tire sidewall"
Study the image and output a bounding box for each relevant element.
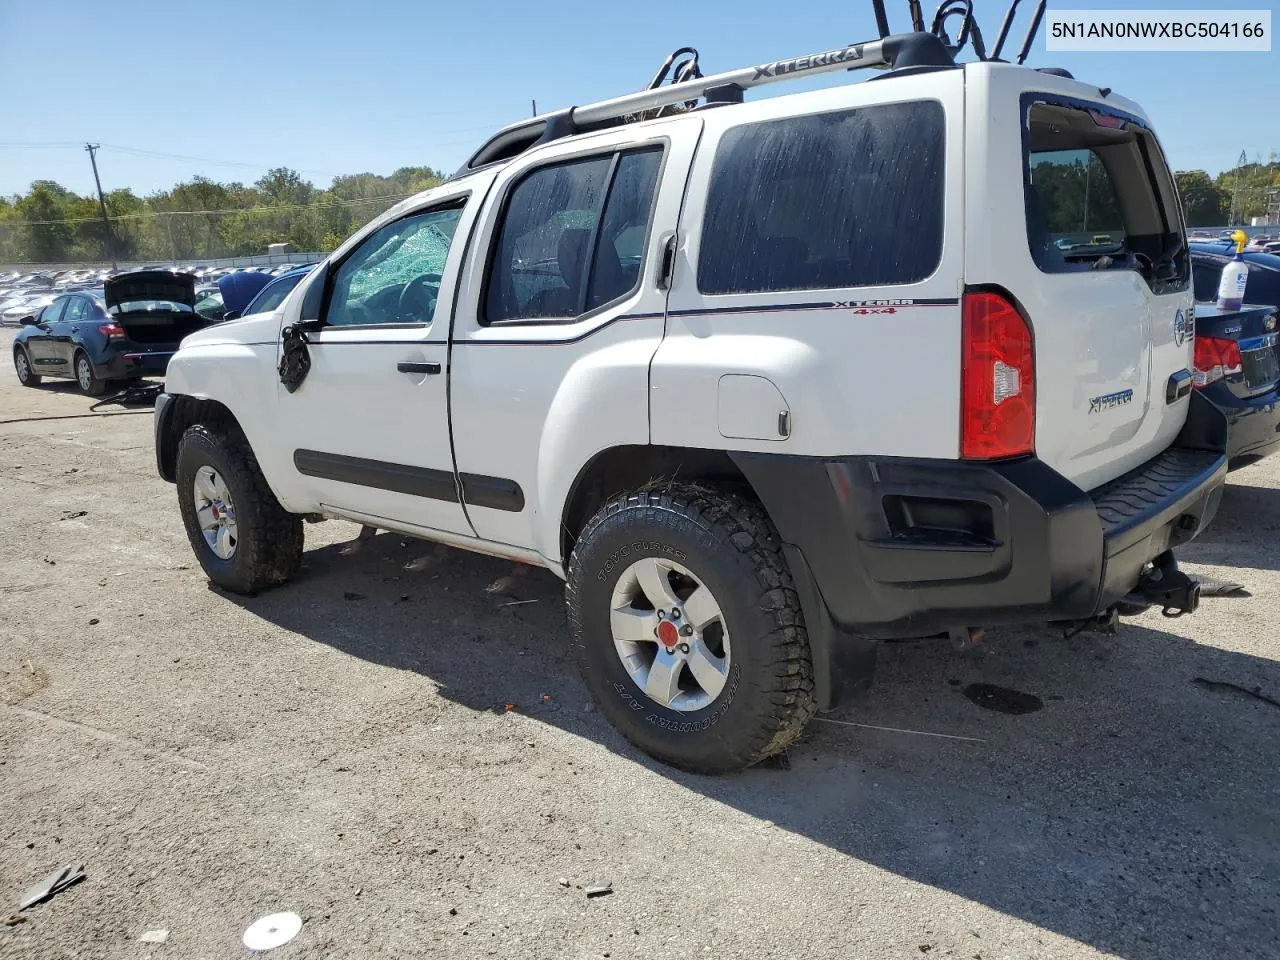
[176,424,302,595]
[568,491,812,774]
[74,350,107,396]
[14,347,40,386]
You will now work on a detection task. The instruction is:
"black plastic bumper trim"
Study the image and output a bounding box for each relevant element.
[732,394,1227,647]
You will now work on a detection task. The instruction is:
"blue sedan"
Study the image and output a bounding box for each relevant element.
[1189,244,1280,466]
[12,271,207,395]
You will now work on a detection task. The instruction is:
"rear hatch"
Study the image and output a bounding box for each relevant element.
[970,70,1193,492]
[105,270,209,345]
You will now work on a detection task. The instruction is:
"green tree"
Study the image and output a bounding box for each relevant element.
[1175,170,1227,227]
[16,181,76,261]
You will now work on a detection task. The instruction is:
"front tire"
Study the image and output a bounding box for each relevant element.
[176,423,304,595]
[567,486,815,774]
[13,346,41,386]
[74,350,108,396]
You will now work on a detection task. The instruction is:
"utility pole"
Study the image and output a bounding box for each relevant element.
[1228,148,1248,227]
[85,143,118,269]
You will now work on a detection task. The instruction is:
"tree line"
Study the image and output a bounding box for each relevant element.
[2,153,1276,265]
[0,165,445,264]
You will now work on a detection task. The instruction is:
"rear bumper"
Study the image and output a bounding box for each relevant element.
[99,349,175,379]
[1201,385,1280,466]
[732,393,1229,709]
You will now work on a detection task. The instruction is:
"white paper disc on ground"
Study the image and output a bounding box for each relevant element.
[242,911,302,951]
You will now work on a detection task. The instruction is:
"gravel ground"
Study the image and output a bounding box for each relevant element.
[2,326,1279,960]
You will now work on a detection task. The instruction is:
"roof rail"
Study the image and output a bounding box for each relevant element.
[457,32,953,176]
[452,0,1053,177]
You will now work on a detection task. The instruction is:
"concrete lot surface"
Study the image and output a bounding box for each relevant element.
[2,328,1278,959]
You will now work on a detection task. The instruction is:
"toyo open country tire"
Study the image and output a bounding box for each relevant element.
[176,424,303,595]
[567,486,816,774]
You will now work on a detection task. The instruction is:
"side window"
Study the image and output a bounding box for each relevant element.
[1192,257,1226,302]
[63,297,88,322]
[325,204,465,328]
[698,101,945,295]
[41,299,68,323]
[484,145,663,324]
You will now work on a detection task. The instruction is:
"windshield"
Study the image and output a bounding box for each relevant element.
[1025,100,1187,286]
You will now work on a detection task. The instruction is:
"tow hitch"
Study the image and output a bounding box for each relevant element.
[1121,551,1201,618]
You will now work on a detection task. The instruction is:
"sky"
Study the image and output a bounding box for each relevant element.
[0,0,1275,200]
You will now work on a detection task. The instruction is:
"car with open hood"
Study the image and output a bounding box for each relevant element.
[12,270,212,395]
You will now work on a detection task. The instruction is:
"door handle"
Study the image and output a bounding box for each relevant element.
[397,361,441,375]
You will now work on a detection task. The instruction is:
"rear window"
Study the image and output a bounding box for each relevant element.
[697,100,945,295]
[110,300,194,314]
[1025,100,1187,286]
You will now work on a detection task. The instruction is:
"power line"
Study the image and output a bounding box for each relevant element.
[6,193,414,226]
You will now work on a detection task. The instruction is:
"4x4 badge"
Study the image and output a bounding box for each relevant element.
[1172,308,1193,347]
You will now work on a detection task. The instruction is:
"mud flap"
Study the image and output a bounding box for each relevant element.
[279,325,311,393]
[782,543,879,711]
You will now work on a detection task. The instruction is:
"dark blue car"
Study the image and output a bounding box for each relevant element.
[1187,243,1280,466]
[225,264,314,321]
[12,270,208,395]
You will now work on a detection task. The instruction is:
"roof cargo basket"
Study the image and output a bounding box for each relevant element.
[455,0,1049,177]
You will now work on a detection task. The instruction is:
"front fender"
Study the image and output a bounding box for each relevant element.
[163,341,305,512]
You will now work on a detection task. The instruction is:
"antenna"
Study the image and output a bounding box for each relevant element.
[990,0,1023,60]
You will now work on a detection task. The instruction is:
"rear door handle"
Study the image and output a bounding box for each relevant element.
[397,361,441,375]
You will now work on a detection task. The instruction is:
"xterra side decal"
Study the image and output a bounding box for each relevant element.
[1088,389,1135,414]
[293,449,525,512]
[668,298,959,318]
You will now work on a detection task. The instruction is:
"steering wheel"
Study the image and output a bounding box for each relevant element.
[398,274,442,320]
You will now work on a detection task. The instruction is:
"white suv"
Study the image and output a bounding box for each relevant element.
[153,28,1227,772]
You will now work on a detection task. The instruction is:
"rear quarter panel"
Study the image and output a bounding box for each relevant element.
[652,70,967,459]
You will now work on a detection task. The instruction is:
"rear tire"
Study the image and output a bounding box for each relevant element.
[567,486,816,774]
[176,423,304,595]
[13,346,41,386]
[74,350,108,396]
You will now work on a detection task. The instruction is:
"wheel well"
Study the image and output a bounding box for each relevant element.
[158,395,242,483]
[559,445,754,563]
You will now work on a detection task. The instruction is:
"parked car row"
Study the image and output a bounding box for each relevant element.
[10,263,316,395]
[0,262,313,327]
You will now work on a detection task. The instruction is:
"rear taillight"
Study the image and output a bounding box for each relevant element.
[961,291,1035,460]
[1192,336,1243,388]
[99,323,125,340]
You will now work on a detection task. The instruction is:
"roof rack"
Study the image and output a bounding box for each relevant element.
[454,0,1048,177]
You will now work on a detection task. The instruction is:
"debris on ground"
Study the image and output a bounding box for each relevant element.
[18,864,85,910]
[1192,677,1280,709]
[242,911,302,951]
[3,915,26,927]
[58,510,87,521]
[140,929,170,943]
[962,683,1043,715]
[1195,574,1249,597]
[558,878,570,888]
[585,881,613,898]
[88,619,99,626]
[499,599,538,607]
[343,592,366,602]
